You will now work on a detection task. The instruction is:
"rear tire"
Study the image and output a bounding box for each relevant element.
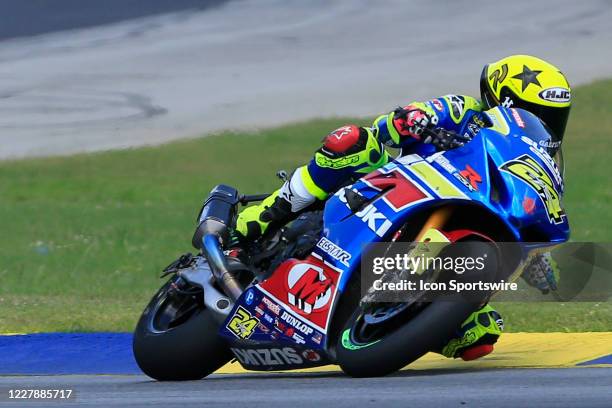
[133,278,233,381]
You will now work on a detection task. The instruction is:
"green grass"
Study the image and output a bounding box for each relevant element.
[1,79,611,333]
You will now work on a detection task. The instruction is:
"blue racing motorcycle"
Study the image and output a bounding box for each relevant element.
[133,106,568,379]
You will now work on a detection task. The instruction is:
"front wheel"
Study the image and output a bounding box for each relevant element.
[336,300,479,377]
[133,277,233,381]
[336,240,498,377]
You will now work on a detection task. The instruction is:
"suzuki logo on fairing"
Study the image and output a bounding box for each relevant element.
[336,188,392,237]
[287,264,332,314]
[231,347,303,366]
[538,87,570,103]
[356,204,392,237]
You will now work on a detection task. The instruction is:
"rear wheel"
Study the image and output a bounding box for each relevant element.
[133,276,233,381]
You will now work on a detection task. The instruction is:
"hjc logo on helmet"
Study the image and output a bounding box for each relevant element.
[538,87,571,103]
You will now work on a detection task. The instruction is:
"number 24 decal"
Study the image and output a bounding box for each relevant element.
[227,306,259,339]
[500,154,566,224]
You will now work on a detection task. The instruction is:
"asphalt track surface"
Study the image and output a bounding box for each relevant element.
[0,368,611,407]
[1,0,612,158]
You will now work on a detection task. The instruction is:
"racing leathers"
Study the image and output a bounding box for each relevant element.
[236,94,483,239]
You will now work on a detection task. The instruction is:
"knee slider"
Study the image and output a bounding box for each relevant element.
[320,125,368,157]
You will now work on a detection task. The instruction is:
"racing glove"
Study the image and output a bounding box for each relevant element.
[521,252,559,295]
[393,105,468,150]
[392,105,434,139]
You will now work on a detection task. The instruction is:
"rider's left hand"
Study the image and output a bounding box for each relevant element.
[521,253,560,295]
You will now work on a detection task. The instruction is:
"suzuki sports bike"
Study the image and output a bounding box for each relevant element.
[133,106,569,379]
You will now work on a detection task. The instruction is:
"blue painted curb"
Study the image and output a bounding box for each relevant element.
[2,333,611,375]
[577,354,612,366]
[0,333,141,375]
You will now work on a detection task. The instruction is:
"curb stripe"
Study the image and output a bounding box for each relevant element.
[2,332,611,376]
[576,354,612,366]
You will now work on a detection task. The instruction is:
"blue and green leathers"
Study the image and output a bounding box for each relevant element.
[235,95,484,239]
[308,95,483,194]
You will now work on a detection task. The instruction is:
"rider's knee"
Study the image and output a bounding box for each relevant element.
[320,125,366,156]
[314,125,387,174]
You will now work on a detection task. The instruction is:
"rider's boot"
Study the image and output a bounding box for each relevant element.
[235,167,321,241]
[441,304,504,361]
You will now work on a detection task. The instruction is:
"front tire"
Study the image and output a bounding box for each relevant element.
[336,240,498,377]
[133,278,233,381]
[336,300,479,377]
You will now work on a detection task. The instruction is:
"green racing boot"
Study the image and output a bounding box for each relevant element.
[234,191,293,241]
[441,304,504,361]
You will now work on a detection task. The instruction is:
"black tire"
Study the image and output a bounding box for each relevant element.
[336,240,498,377]
[133,278,233,381]
[336,300,479,377]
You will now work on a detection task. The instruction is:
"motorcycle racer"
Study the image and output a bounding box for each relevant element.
[234,55,571,360]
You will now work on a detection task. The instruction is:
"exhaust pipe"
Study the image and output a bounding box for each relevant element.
[192,185,245,300]
[202,233,242,300]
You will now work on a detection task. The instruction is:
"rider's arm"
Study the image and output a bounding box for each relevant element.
[371,95,484,152]
[298,95,483,204]
[234,96,481,240]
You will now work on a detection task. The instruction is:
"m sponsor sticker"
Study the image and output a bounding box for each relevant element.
[258,255,342,332]
[287,263,333,314]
